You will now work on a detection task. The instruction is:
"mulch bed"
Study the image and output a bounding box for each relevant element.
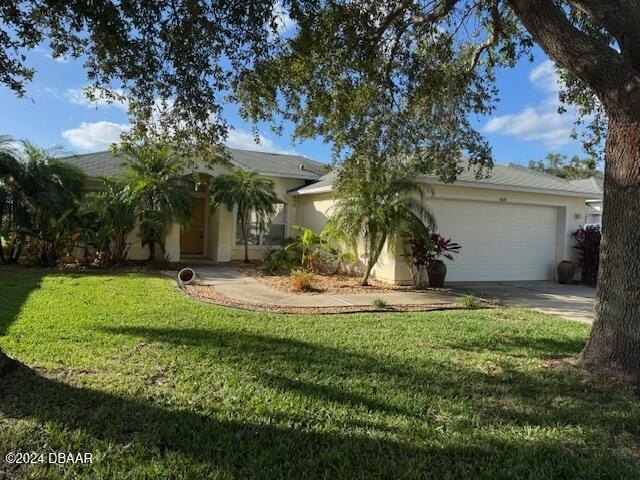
[234,261,449,296]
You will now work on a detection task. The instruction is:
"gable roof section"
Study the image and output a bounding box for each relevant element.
[294,164,604,198]
[60,148,326,181]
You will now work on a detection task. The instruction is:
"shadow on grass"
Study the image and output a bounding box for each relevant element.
[2,363,639,479]
[99,326,640,434]
[442,334,587,358]
[0,270,45,336]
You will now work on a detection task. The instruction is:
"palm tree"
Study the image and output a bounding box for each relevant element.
[120,144,193,262]
[0,140,85,266]
[86,178,137,265]
[210,167,279,262]
[329,167,436,286]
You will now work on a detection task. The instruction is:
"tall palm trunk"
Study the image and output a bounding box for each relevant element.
[580,114,640,381]
[242,223,250,262]
[148,240,156,262]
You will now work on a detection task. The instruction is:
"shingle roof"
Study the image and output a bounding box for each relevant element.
[294,164,604,197]
[60,148,327,181]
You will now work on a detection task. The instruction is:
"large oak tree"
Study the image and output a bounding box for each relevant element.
[1,1,639,381]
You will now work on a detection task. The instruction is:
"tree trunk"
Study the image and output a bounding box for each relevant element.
[242,223,249,262]
[360,234,386,286]
[579,115,640,382]
[148,240,156,262]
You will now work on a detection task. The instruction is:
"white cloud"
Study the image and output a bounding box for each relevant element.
[528,60,560,93]
[62,121,130,151]
[225,129,297,155]
[65,86,129,111]
[482,60,578,148]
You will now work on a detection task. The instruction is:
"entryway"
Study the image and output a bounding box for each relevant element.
[180,197,207,255]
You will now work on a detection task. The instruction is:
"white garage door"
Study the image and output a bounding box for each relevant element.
[429,199,558,281]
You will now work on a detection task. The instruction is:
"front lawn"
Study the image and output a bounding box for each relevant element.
[1,271,639,479]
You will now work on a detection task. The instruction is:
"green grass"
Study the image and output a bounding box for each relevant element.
[0,271,639,479]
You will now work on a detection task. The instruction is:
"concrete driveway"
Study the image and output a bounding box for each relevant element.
[450,281,596,323]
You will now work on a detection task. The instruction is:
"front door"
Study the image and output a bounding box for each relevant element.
[180,197,206,255]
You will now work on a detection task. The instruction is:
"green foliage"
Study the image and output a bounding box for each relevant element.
[0,1,627,164]
[86,179,137,265]
[210,167,279,262]
[120,144,193,262]
[372,298,388,309]
[459,294,480,309]
[329,163,436,285]
[261,246,292,275]
[527,154,603,180]
[0,140,86,266]
[283,225,357,274]
[284,226,326,268]
[320,223,357,274]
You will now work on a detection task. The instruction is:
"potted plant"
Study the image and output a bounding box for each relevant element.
[403,230,434,289]
[426,234,461,288]
[404,230,461,288]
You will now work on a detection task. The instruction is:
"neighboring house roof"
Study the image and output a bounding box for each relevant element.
[294,164,604,198]
[60,148,327,181]
[568,177,604,194]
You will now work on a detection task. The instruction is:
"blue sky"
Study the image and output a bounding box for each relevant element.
[0,45,585,166]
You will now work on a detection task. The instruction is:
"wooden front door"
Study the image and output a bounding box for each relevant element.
[180,197,206,254]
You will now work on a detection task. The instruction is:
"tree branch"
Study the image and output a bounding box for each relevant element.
[507,0,640,117]
[566,0,640,70]
[469,0,501,71]
[408,0,458,26]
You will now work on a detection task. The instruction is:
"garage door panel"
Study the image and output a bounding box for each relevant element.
[429,199,559,281]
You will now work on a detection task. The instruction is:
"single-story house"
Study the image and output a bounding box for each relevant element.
[63,150,602,284]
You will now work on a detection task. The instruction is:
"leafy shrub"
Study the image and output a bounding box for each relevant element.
[372,298,388,308]
[261,247,291,274]
[573,225,601,286]
[290,270,315,292]
[459,294,480,309]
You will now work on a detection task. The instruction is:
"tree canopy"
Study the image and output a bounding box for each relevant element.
[0,1,607,170]
[527,153,603,180]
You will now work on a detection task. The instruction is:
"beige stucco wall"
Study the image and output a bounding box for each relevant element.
[126,222,181,262]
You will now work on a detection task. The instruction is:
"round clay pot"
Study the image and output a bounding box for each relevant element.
[557,261,576,284]
[428,260,447,288]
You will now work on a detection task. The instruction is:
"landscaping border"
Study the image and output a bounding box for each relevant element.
[182,284,489,315]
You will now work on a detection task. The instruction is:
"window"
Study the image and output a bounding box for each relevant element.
[236,203,287,246]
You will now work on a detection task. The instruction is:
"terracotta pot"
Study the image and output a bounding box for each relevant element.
[428,260,447,288]
[557,261,576,284]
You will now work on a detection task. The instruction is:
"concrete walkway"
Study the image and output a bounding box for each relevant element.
[450,281,596,323]
[190,266,458,308]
